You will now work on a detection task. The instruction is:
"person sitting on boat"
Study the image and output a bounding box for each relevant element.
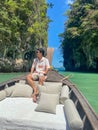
[26,48,50,102]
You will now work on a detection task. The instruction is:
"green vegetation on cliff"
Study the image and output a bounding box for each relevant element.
[60,0,98,72]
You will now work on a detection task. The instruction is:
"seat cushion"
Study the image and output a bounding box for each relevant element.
[11,83,33,97]
[60,85,69,104]
[35,92,59,114]
[64,99,83,130]
[5,86,15,97]
[0,90,6,101]
[38,82,62,94]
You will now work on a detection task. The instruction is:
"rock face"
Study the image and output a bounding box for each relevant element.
[0,58,29,72]
[14,59,24,71]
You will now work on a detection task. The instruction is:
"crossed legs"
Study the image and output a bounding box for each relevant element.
[26,73,46,102]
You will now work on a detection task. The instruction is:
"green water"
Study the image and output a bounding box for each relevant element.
[60,71,98,115]
[0,73,25,83]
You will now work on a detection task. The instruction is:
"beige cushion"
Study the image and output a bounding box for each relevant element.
[35,92,59,114]
[0,90,6,101]
[5,86,15,97]
[19,80,26,84]
[11,83,33,97]
[44,82,62,88]
[64,99,83,130]
[38,82,62,94]
[37,82,62,104]
[60,85,69,104]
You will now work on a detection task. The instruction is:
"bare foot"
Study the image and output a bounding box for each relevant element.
[32,94,37,102]
[32,88,39,102]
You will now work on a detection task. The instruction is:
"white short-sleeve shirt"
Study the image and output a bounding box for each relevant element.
[32,57,50,73]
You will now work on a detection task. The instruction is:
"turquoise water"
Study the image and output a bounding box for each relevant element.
[59,71,98,114]
[0,73,25,83]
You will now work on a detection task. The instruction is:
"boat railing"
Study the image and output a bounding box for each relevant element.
[64,80,98,130]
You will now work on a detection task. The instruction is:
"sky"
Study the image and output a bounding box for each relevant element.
[47,0,73,68]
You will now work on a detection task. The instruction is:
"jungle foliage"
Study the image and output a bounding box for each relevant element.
[0,0,50,72]
[60,0,98,72]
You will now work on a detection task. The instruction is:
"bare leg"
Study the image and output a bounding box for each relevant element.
[26,73,38,102]
[39,75,46,85]
[26,73,37,92]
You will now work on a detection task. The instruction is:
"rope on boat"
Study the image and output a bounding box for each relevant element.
[60,73,73,82]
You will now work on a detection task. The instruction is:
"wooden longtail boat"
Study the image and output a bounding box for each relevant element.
[0,48,98,130]
[0,70,98,130]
